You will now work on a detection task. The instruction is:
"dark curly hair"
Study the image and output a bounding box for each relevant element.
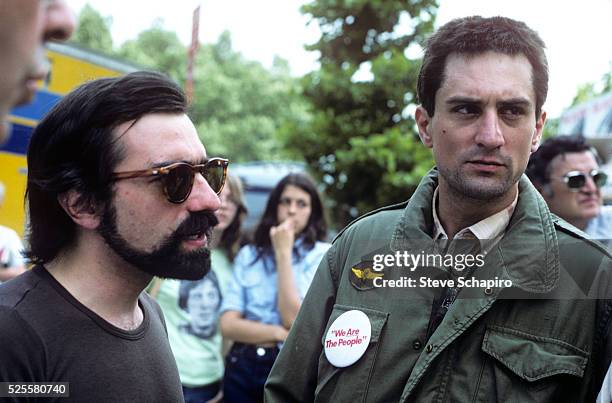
[417,16,548,117]
[526,135,599,185]
[25,71,186,264]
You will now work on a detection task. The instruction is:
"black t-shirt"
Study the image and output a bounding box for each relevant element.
[0,265,184,403]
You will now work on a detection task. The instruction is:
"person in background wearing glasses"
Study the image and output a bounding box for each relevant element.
[220,173,330,403]
[153,174,248,403]
[0,0,75,144]
[266,17,612,403]
[0,71,228,402]
[527,135,612,238]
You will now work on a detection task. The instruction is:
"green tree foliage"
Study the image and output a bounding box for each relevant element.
[69,6,306,163]
[283,0,438,226]
[190,32,309,161]
[570,68,611,107]
[117,20,187,82]
[71,4,114,53]
[541,117,559,140]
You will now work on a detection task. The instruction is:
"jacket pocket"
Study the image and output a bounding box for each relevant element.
[474,325,588,402]
[314,304,388,403]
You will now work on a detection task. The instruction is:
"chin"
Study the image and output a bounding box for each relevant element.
[584,209,601,220]
[15,86,36,106]
[463,183,512,201]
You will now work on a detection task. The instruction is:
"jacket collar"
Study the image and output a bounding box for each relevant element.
[391,168,559,293]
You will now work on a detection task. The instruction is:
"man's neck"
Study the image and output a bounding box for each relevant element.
[45,231,152,331]
[436,182,518,240]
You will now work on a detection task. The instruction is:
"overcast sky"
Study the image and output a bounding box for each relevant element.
[67,0,612,118]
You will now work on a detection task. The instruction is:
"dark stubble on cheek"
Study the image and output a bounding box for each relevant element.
[440,156,517,201]
[97,204,219,280]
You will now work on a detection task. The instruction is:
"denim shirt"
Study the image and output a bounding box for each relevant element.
[220,239,331,325]
[586,205,612,240]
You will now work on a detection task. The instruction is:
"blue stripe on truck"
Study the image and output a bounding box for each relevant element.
[0,123,33,156]
[9,89,62,122]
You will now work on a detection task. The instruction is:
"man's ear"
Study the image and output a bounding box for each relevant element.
[415,106,433,148]
[531,110,547,153]
[57,190,101,230]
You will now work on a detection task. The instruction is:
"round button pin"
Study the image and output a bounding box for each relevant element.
[324,310,372,368]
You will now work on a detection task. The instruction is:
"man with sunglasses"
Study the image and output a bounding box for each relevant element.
[527,135,612,237]
[0,71,227,402]
[266,16,612,402]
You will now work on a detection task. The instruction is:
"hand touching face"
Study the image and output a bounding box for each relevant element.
[271,184,312,254]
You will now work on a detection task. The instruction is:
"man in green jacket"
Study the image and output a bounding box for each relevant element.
[265,16,612,402]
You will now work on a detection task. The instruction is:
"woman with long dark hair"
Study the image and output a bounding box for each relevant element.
[220,172,330,402]
[154,175,247,403]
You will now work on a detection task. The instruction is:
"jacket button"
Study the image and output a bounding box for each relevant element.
[412,340,422,350]
[484,287,493,295]
[425,344,434,353]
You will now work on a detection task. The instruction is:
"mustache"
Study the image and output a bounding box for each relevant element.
[174,210,219,238]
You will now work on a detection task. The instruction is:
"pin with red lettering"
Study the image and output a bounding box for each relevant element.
[324,310,371,367]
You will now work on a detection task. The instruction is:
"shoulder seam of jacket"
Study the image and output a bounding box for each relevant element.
[332,200,410,243]
[552,215,612,258]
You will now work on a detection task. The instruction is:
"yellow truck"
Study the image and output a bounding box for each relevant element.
[0,42,138,237]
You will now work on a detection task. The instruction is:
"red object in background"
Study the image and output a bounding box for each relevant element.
[186,5,201,105]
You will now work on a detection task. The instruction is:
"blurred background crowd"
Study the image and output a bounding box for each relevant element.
[0,1,611,402]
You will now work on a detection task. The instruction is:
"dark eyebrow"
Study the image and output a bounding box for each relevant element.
[497,98,532,109]
[445,96,533,111]
[445,96,481,106]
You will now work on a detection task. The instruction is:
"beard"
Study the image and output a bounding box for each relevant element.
[97,203,219,280]
[438,153,519,201]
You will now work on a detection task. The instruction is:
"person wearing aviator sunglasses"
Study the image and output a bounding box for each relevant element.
[266,16,612,403]
[0,72,225,402]
[527,135,612,237]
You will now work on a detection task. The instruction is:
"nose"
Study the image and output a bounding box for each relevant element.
[474,109,504,149]
[43,0,77,42]
[287,202,297,215]
[185,173,221,213]
[582,175,599,193]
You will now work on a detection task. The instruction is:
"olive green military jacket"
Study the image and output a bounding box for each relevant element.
[265,170,612,402]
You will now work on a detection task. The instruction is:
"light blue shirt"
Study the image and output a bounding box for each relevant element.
[585,205,612,240]
[220,240,331,325]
